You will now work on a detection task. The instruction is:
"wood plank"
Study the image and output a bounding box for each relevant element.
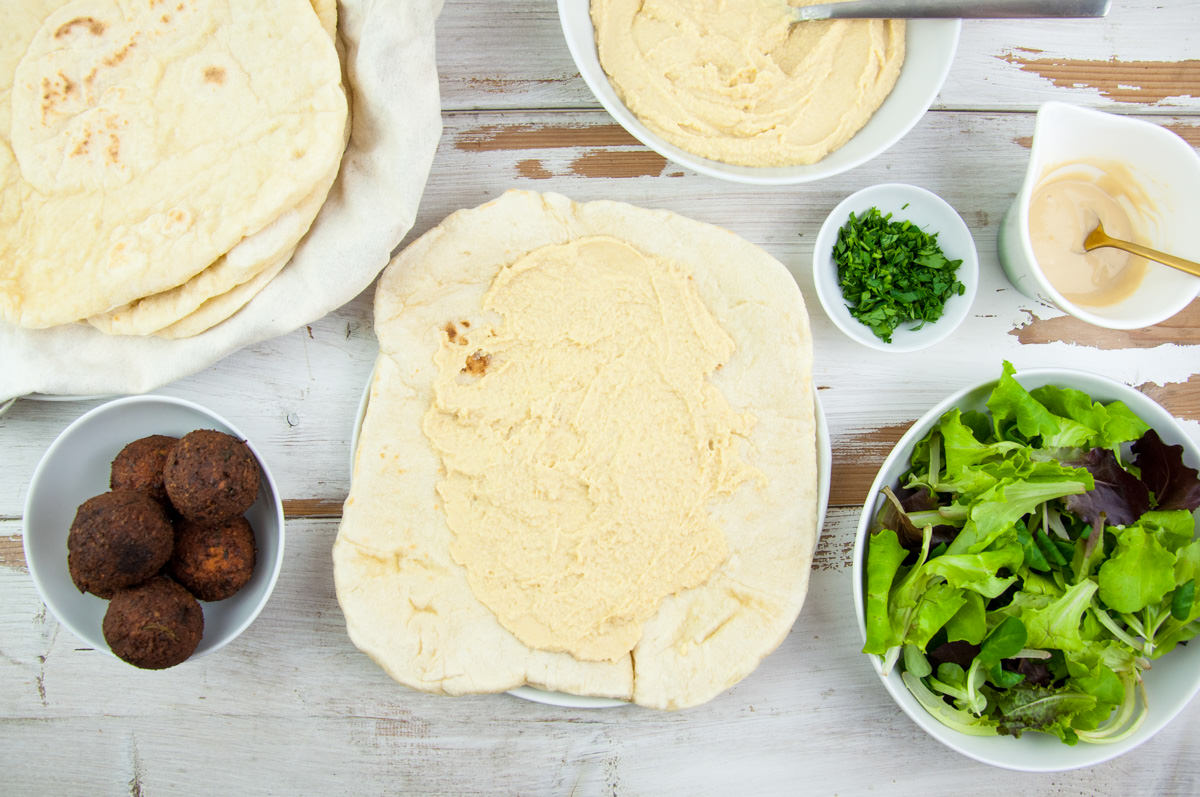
[2,110,1196,518]
[436,0,1200,113]
[3,514,1199,794]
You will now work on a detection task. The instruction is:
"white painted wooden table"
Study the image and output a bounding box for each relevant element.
[3,2,1199,793]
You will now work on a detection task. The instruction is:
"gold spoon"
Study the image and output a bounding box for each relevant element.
[1083,222,1200,278]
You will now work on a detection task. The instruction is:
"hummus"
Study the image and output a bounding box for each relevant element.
[591,0,906,167]
[422,235,758,662]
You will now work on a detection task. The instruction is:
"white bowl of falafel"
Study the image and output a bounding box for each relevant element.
[23,395,285,669]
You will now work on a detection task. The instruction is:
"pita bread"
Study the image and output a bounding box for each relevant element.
[0,0,347,328]
[334,191,818,709]
[152,242,295,339]
[85,0,345,337]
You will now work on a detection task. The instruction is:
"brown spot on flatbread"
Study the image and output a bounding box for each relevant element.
[203,66,225,84]
[103,38,138,68]
[1137,375,1200,422]
[570,150,669,179]
[463,350,491,376]
[71,133,91,157]
[40,72,79,118]
[461,320,471,328]
[55,16,106,38]
[456,123,641,152]
[107,134,120,165]
[998,52,1200,104]
[516,159,552,179]
[1010,300,1200,348]
[444,322,458,342]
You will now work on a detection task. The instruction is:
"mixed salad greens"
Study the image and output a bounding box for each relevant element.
[864,362,1200,745]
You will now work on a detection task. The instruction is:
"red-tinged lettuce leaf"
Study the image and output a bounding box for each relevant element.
[992,684,1097,744]
[877,485,958,550]
[1064,447,1151,527]
[927,639,980,671]
[1132,429,1200,512]
[1005,657,1054,687]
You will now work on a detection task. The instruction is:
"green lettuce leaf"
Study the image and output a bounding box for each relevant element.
[862,528,908,655]
[1097,526,1177,614]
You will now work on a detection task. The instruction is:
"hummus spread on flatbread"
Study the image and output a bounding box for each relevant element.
[591,0,905,167]
[425,235,759,662]
[334,190,818,709]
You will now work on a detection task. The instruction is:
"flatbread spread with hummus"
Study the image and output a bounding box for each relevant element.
[0,0,347,335]
[333,190,819,709]
[591,0,905,167]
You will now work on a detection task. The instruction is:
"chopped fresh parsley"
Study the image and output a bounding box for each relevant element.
[832,207,965,344]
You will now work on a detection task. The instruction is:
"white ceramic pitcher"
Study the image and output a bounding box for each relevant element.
[998,102,1200,329]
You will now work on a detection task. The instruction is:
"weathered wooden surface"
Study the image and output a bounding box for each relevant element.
[2,0,1199,793]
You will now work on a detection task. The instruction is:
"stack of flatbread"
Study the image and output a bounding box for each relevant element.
[333,191,820,709]
[1,0,348,338]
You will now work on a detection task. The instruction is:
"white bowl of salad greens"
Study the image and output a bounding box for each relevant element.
[853,362,1200,771]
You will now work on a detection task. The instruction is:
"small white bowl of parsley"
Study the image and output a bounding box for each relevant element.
[813,183,979,352]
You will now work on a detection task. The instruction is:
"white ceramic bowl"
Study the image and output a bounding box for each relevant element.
[813,183,979,352]
[350,365,833,707]
[557,1,960,184]
[24,395,285,665]
[997,102,1200,330]
[851,367,1200,771]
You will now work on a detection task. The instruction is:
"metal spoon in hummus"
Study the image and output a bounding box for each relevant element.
[788,0,1111,21]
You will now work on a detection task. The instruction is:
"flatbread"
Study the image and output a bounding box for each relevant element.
[85,0,345,337]
[0,0,347,328]
[152,242,295,339]
[86,177,330,335]
[333,190,818,709]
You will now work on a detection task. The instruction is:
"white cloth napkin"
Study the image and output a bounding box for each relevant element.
[0,0,444,401]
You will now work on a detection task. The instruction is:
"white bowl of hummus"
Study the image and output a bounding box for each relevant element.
[560,0,960,184]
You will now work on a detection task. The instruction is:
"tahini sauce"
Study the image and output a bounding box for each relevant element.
[1028,164,1149,306]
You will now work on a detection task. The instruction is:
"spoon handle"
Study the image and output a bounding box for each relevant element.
[1088,236,1200,279]
[792,0,1112,21]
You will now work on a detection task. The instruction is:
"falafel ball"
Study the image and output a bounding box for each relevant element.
[169,516,257,601]
[110,434,178,505]
[103,577,204,669]
[163,429,260,524]
[67,490,174,598]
